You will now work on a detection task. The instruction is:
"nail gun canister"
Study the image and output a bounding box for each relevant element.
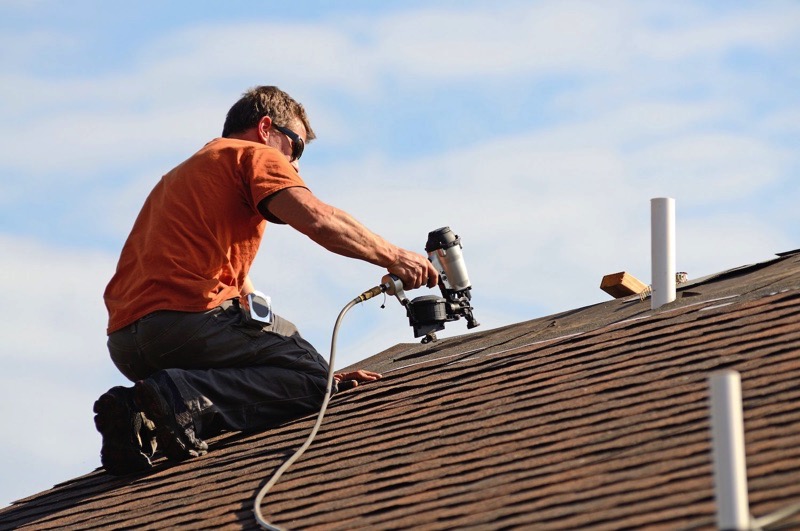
[425,227,471,293]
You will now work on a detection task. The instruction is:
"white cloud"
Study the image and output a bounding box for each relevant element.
[0,234,116,367]
[170,24,381,96]
[760,108,800,137]
[628,133,789,204]
[366,2,628,78]
[677,214,791,277]
[0,234,121,506]
[632,1,800,61]
[2,1,798,182]
[0,102,222,181]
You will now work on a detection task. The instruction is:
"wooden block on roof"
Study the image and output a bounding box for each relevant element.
[600,271,648,298]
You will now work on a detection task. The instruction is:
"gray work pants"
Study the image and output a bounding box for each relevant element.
[106,300,330,439]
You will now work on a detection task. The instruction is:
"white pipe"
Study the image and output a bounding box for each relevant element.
[710,370,751,531]
[650,197,676,309]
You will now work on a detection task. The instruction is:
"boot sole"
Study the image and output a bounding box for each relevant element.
[93,387,152,475]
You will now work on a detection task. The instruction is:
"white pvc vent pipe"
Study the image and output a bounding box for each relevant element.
[710,370,751,531]
[650,197,676,310]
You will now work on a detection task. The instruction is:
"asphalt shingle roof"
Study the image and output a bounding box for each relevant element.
[2,251,799,530]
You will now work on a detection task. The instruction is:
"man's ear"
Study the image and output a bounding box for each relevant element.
[257,116,273,142]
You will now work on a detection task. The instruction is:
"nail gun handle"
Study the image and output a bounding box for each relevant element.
[380,274,409,305]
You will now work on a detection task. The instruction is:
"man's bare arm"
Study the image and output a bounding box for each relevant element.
[263,187,437,290]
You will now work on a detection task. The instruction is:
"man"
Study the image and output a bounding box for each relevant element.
[96,85,438,475]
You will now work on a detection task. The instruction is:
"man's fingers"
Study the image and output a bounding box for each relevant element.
[334,370,383,383]
[334,370,381,392]
[337,380,358,392]
[426,271,437,288]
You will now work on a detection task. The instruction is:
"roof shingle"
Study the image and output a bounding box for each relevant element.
[2,252,799,530]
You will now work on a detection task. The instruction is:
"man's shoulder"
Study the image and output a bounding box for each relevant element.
[200,137,277,155]
[193,137,287,166]
[177,138,300,191]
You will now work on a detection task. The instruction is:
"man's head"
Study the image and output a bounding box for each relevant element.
[221,86,316,142]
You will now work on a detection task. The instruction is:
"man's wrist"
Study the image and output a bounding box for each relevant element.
[381,248,402,269]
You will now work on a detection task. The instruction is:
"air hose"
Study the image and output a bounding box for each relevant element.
[253,285,385,530]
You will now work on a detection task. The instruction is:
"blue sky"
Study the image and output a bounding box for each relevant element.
[1,0,798,509]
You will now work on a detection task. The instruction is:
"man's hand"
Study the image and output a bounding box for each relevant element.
[387,248,439,291]
[334,369,382,391]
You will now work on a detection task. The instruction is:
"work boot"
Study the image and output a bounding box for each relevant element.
[93,386,155,475]
[134,376,207,462]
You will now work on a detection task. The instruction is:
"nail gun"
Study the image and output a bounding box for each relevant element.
[382,226,479,343]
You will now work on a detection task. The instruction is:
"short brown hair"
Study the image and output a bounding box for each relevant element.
[221,85,316,141]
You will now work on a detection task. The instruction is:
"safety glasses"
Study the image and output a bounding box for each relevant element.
[271,124,305,162]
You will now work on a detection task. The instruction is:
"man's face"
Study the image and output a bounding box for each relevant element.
[269,119,307,172]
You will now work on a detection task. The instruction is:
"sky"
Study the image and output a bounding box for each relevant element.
[1,0,798,510]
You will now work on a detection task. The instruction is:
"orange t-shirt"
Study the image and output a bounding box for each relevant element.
[104,138,307,334]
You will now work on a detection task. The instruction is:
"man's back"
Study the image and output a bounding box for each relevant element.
[103,137,304,334]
